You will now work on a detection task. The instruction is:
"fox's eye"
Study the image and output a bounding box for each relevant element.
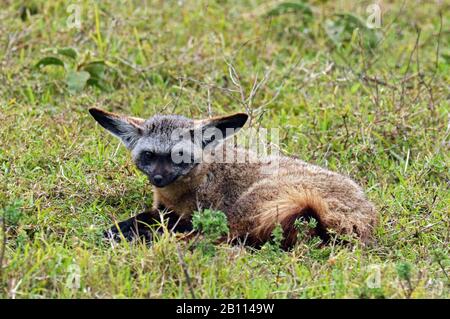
[142,151,154,160]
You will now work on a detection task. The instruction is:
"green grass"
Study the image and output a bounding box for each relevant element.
[0,0,449,298]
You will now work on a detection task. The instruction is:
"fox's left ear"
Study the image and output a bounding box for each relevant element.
[89,108,145,149]
[197,113,248,147]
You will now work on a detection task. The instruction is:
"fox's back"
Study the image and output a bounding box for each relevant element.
[172,147,375,244]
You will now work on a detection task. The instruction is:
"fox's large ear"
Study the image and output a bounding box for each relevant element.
[197,113,248,148]
[89,108,145,149]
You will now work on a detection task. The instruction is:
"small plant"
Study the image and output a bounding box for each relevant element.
[259,223,284,257]
[2,201,23,227]
[256,224,290,289]
[292,217,330,260]
[271,223,284,248]
[36,47,112,93]
[432,249,449,282]
[192,209,229,256]
[396,261,417,298]
[396,262,412,281]
[294,216,317,241]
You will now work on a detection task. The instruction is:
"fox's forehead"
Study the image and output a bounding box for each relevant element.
[143,114,194,134]
[131,115,194,156]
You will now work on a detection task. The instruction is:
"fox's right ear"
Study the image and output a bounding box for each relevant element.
[89,108,145,149]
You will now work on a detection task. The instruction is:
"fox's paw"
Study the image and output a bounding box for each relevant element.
[103,218,153,243]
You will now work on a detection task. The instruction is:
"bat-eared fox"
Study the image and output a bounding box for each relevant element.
[89,108,377,248]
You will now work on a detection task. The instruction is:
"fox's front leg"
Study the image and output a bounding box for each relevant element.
[104,210,158,242]
[104,208,192,242]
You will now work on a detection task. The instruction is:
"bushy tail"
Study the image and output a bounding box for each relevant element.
[252,187,373,248]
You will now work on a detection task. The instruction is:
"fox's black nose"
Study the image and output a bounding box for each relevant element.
[152,175,163,186]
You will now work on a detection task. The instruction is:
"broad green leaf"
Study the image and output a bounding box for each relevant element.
[82,61,106,80]
[335,13,367,29]
[87,78,111,92]
[35,56,64,69]
[267,2,313,18]
[66,70,90,92]
[58,47,78,59]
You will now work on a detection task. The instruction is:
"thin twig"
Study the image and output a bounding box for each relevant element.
[0,209,6,282]
[430,11,443,82]
[176,244,196,299]
[423,10,443,113]
[437,260,449,283]
[342,114,350,149]
[207,87,212,118]
[399,27,421,110]
[360,74,397,90]
[257,57,304,110]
